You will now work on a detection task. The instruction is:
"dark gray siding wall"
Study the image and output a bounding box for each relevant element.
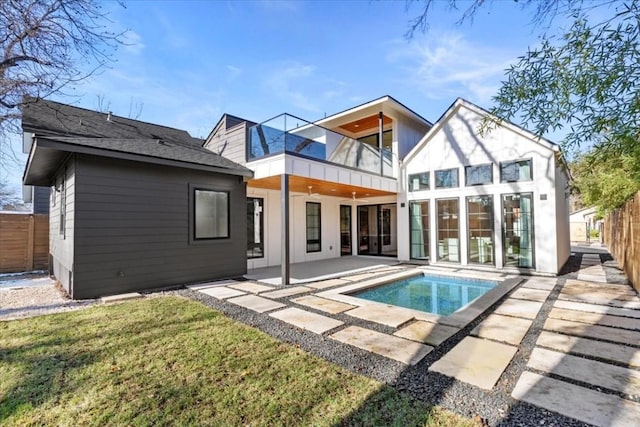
[33,186,51,214]
[49,157,76,294]
[72,154,247,299]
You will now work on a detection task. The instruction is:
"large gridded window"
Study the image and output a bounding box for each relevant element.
[194,189,229,239]
[500,159,532,182]
[435,168,459,188]
[467,195,494,265]
[409,200,430,260]
[306,202,321,252]
[436,198,460,262]
[465,164,493,186]
[247,197,264,258]
[409,172,430,191]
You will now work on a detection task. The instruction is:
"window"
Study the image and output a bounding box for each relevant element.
[436,198,459,262]
[435,168,459,188]
[409,172,429,191]
[247,197,264,258]
[306,202,321,252]
[59,173,66,237]
[194,189,229,239]
[501,159,532,182]
[358,129,392,150]
[467,195,494,265]
[465,164,493,186]
[409,200,430,260]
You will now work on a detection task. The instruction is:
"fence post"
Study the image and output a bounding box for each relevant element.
[27,214,35,271]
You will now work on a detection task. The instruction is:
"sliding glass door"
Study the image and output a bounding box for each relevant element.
[502,193,534,268]
[357,204,397,256]
[409,200,430,260]
[340,205,351,256]
[467,195,494,265]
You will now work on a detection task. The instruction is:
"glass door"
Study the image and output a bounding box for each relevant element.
[409,200,430,260]
[340,205,351,256]
[502,193,534,268]
[467,195,494,265]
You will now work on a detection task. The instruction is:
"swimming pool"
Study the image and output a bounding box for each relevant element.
[352,274,497,316]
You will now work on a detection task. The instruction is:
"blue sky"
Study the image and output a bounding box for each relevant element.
[7,0,549,196]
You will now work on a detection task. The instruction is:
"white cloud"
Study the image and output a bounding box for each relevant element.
[387,33,516,105]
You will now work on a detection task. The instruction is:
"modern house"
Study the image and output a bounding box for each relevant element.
[205,96,570,283]
[22,98,252,299]
[22,95,570,299]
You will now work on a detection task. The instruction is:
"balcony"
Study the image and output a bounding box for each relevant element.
[247,114,394,177]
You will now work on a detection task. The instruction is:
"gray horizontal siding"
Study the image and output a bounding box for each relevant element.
[204,120,247,166]
[72,154,247,299]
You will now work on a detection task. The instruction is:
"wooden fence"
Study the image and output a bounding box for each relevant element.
[604,191,640,292]
[0,213,49,273]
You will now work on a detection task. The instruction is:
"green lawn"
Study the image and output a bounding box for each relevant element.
[0,296,477,426]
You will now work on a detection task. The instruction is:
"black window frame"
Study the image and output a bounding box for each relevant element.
[409,200,430,260]
[434,168,459,189]
[500,158,533,183]
[193,187,230,241]
[306,202,321,253]
[247,197,264,259]
[465,163,493,186]
[409,172,430,191]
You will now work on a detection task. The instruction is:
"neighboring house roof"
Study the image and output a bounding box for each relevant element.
[22,98,252,186]
[404,97,563,163]
[570,206,597,217]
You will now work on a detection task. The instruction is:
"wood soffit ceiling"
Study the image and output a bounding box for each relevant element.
[338,114,392,134]
[247,175,395,199]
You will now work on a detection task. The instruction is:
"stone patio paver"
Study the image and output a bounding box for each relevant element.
[261,286,311,299]
[564,279,638,296]
[536,331,640,368]
[228,282,273,294]
[493,298,544,319]
[543,317,640,345]
[527,347,640,396]
[394,321,460,346]
[470,314,533,345]
[269,307,344,334]
[346,304,415,328]
[508,287,551,302]
[330,326,433,365]
[291,295,355,314]
[226,294,286,313]
[429,336,517,390]
[305,278,351,290]
[512,371,640,427]
[187,279,242,290]
[554,299,640,319]
[199,287,246,299]
[520,279,557,291]
[549,307,640,330]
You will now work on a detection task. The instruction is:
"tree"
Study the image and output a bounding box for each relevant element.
[406,0,640,157]
[0,0,124,161]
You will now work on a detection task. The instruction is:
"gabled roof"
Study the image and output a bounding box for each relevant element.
[22,97,204,146]
[203,113,255,147]
[22,98,252,186]
[404,97,561,164]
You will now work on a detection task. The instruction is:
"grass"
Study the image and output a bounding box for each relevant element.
[0,296,478,426]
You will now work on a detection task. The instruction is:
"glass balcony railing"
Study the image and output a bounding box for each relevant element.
[247,113,394,177]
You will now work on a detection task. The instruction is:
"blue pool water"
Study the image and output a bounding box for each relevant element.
[353,274,497,316]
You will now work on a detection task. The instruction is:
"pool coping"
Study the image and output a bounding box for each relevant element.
[317,268,522,330]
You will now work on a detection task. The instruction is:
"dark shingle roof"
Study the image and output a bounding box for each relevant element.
[22,97,252,185]
[47,137,250,172]
[21,97,203,146]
